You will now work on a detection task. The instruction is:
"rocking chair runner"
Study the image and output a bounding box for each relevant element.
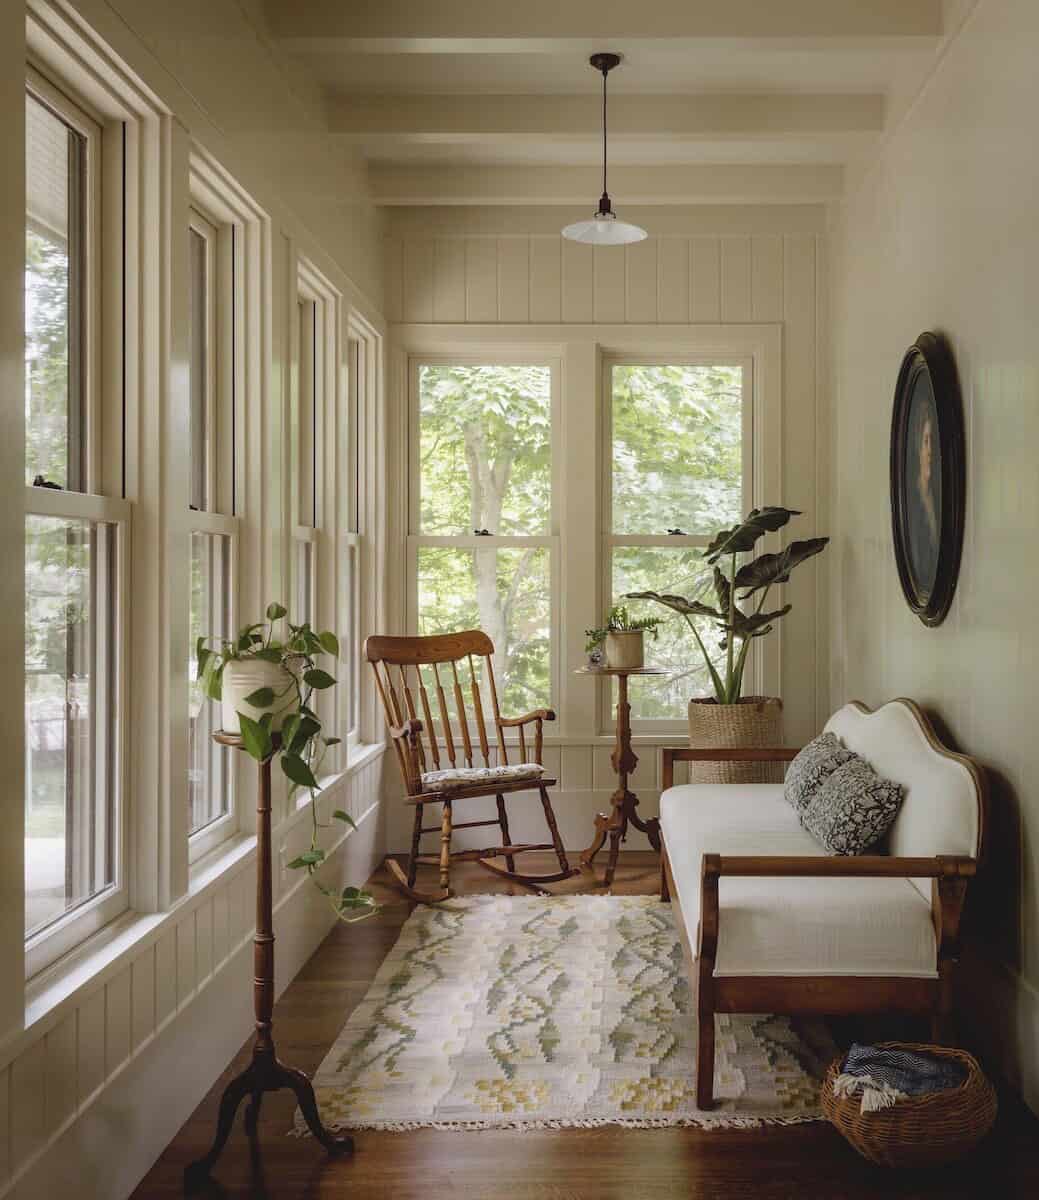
[367,631,578,903]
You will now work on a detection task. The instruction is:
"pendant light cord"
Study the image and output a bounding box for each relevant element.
[601,64,608,199]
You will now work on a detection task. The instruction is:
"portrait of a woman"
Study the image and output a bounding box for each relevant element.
[903,373,942,601]
[890,331,964,627]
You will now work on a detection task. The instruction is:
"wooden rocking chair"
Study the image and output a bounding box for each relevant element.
[367,631,579,904]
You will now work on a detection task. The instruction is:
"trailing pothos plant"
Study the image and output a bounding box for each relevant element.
[196,602,378,923]
[627,507,828,705]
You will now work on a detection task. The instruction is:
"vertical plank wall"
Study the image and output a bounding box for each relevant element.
[384,213,829,852]
[0,755,386,1200]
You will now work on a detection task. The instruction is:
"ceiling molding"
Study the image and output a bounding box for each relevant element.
[368,163,843,205]
[325,92,885,141]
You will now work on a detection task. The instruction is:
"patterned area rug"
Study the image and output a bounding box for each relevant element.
[294,894,834,1132]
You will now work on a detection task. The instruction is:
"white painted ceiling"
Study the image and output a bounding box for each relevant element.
[257,1,976,203]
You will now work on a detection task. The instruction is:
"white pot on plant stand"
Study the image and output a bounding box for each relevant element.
[221,659,298,735]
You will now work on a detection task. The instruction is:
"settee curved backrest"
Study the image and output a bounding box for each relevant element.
[824,700,984,897]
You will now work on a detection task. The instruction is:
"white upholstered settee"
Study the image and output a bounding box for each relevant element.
[658,699,986,1109]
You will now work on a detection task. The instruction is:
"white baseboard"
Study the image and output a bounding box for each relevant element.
[6,806,383,1200]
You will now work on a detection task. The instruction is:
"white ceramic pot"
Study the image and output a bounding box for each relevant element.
[605,630,645,671]
[220,658,298,734]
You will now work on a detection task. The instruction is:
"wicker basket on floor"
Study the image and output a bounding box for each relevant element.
[821,1042,997,1168]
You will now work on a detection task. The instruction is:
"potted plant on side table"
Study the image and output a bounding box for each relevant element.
[585,604,664,670]
[627,506,828,783]
[196,601,377,923]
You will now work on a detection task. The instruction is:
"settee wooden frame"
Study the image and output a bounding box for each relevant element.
[658,701,987,1110]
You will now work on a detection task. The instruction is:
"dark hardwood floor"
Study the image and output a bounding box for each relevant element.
[133,852,1039,1200]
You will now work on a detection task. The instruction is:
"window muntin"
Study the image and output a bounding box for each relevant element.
[607,360,750,723]
[411,361,557,716]
[25,90,87,492]
[25,515,117,936]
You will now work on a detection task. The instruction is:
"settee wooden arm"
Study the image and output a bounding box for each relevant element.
[697,852,977,969]
[661,745,802,791]
[701,853,977,879]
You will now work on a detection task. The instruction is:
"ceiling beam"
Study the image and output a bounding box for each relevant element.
[326,92,884,142]
[368,163,843,205]
[264,0,943,49]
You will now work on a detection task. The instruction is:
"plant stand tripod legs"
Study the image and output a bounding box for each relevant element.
[281,1061,354,1155]
[183,1065,254,1189]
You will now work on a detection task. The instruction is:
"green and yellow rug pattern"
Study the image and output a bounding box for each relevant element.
[294,894,834,1131]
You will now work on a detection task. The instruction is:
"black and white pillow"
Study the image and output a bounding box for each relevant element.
[800,757,905,855]
[784,732,856,815]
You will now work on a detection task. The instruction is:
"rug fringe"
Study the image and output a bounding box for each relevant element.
[290,1112,823,1136]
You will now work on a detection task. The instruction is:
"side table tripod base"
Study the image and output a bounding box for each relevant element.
[575,666,665,887]
[184,1041,352,1190]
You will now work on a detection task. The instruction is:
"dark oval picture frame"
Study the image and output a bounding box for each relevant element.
[889,331,965,627]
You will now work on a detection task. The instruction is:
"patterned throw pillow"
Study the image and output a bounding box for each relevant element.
[800,757,905,855]
[784,732,856,814]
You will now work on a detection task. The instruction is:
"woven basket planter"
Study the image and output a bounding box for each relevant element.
[821,1042,998,1168]
[687,696,783,784]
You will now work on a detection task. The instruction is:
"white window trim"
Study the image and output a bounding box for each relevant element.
[406,354,562,721]
[186,150,269,862]
[601,352,758,734]
[391,325,783,747]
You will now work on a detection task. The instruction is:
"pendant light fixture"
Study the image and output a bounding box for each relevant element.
[562,53,647,246]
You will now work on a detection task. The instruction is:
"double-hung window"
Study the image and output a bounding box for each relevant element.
[605,359,751,725]
[25,72,129,969]
[409,361,558,718]
[341,329,368,750]
[186,205,236,849]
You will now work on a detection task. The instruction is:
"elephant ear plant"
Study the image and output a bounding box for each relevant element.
[627,507,828,704]
[196,602,377,923]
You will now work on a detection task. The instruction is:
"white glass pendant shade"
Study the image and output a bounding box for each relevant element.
[561,212,647,245]
[562,52,648,246]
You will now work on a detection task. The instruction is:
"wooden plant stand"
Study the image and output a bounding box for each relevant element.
[576,667,665,887]
[184,732,352,1190]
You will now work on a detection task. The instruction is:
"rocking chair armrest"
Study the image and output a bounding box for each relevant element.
[497,708,557,728]
[660,745,802,791]
[389,718,424,742]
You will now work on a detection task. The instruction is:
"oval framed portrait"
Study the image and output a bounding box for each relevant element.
[889,332,965,627]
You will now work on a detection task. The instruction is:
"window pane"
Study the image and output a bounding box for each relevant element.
[25,93,84,491]
[188,228,208,512]
[418,365,551,535]
[611,364,743,535]
[417,545,550,713]
[343,541,358,736]
[25,516,115,935]
[297,299,316,527]
[189,532,231,834]
[293,538,314,628]
[612,547,724,721]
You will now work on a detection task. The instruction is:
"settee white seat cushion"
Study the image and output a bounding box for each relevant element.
[420,762,544,792]
[660,784,938,978]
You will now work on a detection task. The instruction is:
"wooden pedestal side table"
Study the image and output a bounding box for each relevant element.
[576,667,665,887]
[185,731,352,1190]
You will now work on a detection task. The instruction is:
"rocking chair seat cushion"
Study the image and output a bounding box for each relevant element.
[420,762,545,793]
